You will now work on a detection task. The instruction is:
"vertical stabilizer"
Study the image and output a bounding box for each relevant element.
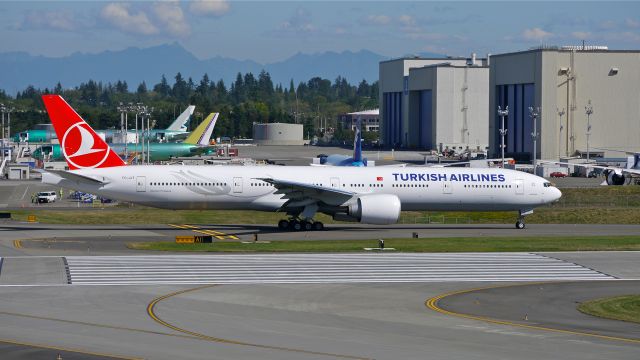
[166,105,195,131]
[183,113,218,146]
[42,95,126,170]
[353,117,363,163]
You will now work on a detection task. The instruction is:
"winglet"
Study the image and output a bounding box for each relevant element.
[166,105,195,131]
[42,95,126,170]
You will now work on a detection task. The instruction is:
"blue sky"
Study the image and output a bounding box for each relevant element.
[2,1,640,63]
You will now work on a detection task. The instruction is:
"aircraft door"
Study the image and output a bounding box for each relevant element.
[515,179,524,195]
[442,181,453,194]
[136,176,146,192]
[233,177,243,193]
[330,177,340,188]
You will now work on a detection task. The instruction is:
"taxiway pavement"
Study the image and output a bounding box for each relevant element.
[0,221,638,359]
[3,221,640,257]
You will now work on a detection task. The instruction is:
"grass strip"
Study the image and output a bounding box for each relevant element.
[578,295,640,324]
[127,235,640,253]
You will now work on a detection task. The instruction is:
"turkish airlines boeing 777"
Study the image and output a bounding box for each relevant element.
[41,95,561,230]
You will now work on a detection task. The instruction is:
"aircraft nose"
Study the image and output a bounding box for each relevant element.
[551,187,562,202]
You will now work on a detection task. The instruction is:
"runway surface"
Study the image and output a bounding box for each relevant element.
[0,221,639,359]
[4,222,640,257]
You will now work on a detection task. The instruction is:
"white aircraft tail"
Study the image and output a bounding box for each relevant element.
[166,105,195,131]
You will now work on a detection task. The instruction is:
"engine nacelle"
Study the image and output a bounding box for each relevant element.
[347,194,401,225]
[605,169,626,186]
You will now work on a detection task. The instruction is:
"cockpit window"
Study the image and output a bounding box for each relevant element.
[543,182,552,187]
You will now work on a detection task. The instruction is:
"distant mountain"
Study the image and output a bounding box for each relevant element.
[0,43,422,94]
[267,50,387,85]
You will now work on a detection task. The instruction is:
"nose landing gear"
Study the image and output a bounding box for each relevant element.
[516,209,533,229]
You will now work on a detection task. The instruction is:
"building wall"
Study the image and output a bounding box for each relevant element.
[406,65,488,152]
[380,58,471,148]
[252,123,305,145]
[490,49,640,160]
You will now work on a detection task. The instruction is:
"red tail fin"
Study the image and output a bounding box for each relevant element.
[42,95,126,170]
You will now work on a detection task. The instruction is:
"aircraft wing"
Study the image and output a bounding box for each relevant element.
[538,160,640,176]
[256,177,355,207]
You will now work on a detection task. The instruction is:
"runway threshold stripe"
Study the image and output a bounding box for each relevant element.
[66,278,615,286]
[147,285,370,360]
[425,283,640,345]
[60,253,616,285]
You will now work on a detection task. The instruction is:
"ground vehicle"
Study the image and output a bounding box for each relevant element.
[550,172,567,178]
[37,191,57,203]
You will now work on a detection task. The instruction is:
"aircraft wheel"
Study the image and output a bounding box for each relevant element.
[515,221,525,229]
[303,221,313,231]
[278,219,289,231]
[291,220,302,231]
[313,222,324,231]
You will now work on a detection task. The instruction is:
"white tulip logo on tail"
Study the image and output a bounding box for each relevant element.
[61,122,110,169]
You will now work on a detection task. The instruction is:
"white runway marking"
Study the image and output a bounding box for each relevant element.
[64,253,615,285]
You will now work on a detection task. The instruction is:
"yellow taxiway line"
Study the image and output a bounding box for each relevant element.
[425,283,640,345]
[167,224,239,240]
[147,285,370,359]
[13,240,22,249]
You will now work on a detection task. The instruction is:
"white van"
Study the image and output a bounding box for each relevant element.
[37,191,57,203]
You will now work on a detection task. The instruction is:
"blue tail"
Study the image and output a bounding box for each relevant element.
[352,117,363,164]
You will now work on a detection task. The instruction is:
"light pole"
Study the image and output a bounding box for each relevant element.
[557,108,565,158]
[585,100,593,162]
[528,106,540,171]
[497,106,509,167]
[0,103,5,164]
[295,91,299,124]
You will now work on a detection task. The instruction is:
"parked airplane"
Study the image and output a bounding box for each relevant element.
[14,105,195,143]
[314,117,368,167]
[541,154,640,185]
[40,95,561,230]
[33,112,218,162]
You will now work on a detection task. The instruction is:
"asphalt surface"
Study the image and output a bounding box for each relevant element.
[0,175,638,359]
[3,221,640,257]
[0,281,637,360]
[437,281,640,341]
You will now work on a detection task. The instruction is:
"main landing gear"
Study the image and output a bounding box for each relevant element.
[278,218,324,231]
[516,209,533,229]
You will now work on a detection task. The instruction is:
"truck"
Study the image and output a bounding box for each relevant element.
[37,191,57,203]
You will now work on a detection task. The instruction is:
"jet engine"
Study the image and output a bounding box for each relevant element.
[605,169,626,186]
[336,194,401,225]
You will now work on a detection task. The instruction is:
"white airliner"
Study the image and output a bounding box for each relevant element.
[41,95,561,230]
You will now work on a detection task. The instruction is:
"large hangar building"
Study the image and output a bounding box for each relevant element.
[489,47,640,161]
[379,55,489,153]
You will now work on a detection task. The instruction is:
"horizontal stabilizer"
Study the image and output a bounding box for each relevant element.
[44,170,107,185]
